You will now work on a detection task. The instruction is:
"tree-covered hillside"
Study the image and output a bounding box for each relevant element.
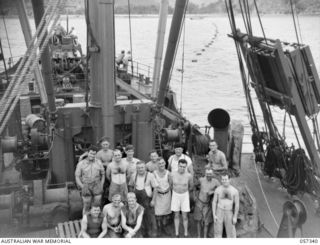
[0,0,319,15]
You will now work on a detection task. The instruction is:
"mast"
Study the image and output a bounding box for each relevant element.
[31,0,56,115]
[15,0,48,105]
[151,0,169,99]
[88,0,115,145]
[157,0,188,107]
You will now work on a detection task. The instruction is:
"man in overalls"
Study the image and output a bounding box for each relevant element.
[128,161,158,237]
[75,145,105,214]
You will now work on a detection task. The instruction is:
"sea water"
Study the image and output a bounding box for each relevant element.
[1,14,320,153]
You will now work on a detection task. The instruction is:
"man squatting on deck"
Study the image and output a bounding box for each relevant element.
[75,140,239,238]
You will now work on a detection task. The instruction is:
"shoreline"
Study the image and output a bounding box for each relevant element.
[2,12,320,19]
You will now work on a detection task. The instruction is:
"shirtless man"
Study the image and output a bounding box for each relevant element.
[96,137,114,204]
[75,145,105,213]
[206,140,228,172]
[122,145,140,180]
[102,194,123,238]
[194,168,220,238]
[212,172,239,238]
[106,149,129,202]
[171,159,194,237]
[96,137,114,168]
[121,192,144,238]
[79,203,107,238]
[146,150,159,173]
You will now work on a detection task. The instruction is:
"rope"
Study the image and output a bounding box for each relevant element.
[127,0,134,75]
[284,149,306,195]
[253,159,279,229]
[288,113,301,149]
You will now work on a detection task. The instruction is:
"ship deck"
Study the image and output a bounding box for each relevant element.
[240,153,320,238]
[1,153,320,238]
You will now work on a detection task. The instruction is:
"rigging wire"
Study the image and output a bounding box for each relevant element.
[253,158,279,229]
[179,13,186,113]
[163,0,189,99]
[0,38,9,83]
[244,0,252,36]
[84,0,90,109]
[290,0,301,46]
[1,14,13,67]
[253,0,268,44]
[238,0,249,35]
[127,0,134,75]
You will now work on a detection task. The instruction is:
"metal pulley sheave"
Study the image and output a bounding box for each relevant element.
[277,199,307,237]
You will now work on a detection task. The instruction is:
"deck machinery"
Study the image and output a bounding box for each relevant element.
[0,0,259,237]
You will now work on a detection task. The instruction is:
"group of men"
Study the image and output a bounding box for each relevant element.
[75,138,239,238]
[116,50,132,72]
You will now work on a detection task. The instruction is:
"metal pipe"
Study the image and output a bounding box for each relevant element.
[88,0,101,107]
[31,0,56,115]
[15,0,48,105]
[151,0,168,99]
[156,0,188,107]
[98,0,115,144]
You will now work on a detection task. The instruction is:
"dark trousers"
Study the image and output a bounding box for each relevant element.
[135,189,157,237]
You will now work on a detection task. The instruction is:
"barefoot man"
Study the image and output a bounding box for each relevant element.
[171,159,194,237]
[194,167,220,238]
[102,194,123,238]
[212,172,239,238]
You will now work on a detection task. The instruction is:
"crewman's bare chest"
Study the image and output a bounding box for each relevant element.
[173,173,188,185]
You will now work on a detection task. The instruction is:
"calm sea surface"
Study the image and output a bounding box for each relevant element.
[1,15,320,152]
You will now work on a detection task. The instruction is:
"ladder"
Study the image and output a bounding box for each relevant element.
[0,0,64,135]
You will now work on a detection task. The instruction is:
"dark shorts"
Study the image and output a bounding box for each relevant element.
[82,181,103,197]
[193,199,213,224]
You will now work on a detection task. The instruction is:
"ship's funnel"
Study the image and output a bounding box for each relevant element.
[207,108,230,156]
[207,108,230,129]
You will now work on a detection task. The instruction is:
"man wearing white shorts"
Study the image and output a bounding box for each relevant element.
[171,159,194,237]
